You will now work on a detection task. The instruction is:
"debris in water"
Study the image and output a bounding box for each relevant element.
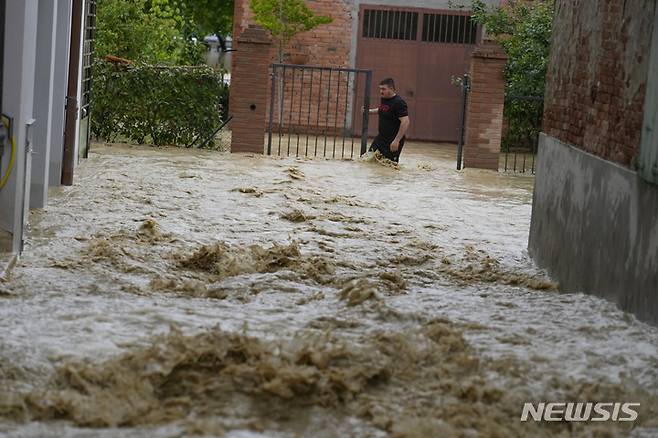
[338,279,379,306]
[176,241,336,285]
[295,291,325,305]
[177,241,300,278]
[232,187,264,197]
[178,172,200,179]
[0,285,16,297]
[281,209,315,223]
[378,271,407,292]
[438,246,558,291]
[287,167,306,180]
[317,241,335,253]
[86,238,123,263]
[424,223,449,231]
[360,151,400,170]
[324,195,376,209]
[343,225,363,233]
[324,213,370,224]
[148,277,224,299]
[307,225,353,238]
[137,218,167,242]
[392,253,433,267]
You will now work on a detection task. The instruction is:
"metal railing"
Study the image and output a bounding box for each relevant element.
[267,63,372,159]
[501,95,544,174]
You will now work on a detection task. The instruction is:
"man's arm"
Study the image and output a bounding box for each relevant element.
[362,106,379,115]
[390,116,410,151]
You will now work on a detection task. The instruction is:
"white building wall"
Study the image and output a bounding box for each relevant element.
[0,0,38,253]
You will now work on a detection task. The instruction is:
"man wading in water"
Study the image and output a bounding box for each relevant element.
[364,78,411,163]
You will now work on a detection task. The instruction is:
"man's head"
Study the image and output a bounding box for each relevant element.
[378,78,396,98]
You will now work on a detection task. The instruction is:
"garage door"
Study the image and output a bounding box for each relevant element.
[355,6,480,142]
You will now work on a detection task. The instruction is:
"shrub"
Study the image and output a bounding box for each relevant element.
[91,60,228,147]
[464,0,554,151]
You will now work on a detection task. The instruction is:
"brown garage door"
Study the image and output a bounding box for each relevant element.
[355,6,480,142]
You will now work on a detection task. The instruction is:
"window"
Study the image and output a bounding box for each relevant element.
[422,13,478,44]
[362,9,418,40]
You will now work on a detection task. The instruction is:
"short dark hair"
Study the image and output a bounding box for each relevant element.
[379,78,395,89]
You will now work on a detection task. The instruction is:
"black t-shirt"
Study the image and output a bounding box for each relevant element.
[377,95,408,143]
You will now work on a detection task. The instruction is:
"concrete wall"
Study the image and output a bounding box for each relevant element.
[0,0,38,253]
[543,0,656,167]
[529,134,658,324]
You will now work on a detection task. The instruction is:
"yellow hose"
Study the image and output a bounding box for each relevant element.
[0,120,16,190]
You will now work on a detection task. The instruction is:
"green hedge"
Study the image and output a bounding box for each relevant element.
[502,99,544,152]
[91,61,229,147]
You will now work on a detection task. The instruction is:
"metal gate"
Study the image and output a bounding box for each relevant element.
[267,64,372,159]
[501,95,544,174]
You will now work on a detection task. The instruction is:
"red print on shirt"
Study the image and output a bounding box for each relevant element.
[379,104,391,112]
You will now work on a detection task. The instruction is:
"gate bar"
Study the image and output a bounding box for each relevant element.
[350,70,358,158]
[305,69,314,156]
[456,73,469,170]
[296,68,305,156]
[287,67,296,155]
[314,69,323,155]
[332,71,341,157]
[267,69,276,155]
[360,71,372,155]
[278,65,286,155]
[341,71,351,158]
[324,69,332,156]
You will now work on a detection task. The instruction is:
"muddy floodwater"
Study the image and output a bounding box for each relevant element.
[1,143,657,437]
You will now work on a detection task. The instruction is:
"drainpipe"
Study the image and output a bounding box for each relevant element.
[61,0,83,186]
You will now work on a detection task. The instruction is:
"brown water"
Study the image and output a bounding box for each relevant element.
[0,143,657,437]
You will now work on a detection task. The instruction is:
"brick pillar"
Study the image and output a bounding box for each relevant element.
[229,26,272,154]
[463,41,508,171]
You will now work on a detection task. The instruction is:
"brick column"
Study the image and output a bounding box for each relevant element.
[463,42,508,171]
[229,26,272,154]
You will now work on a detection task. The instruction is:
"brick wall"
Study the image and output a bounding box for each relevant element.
[463,42,507,170]
[229,26,272,153]
[233,0,352,67]
[233,0,354,135]
[543,0,656,167]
